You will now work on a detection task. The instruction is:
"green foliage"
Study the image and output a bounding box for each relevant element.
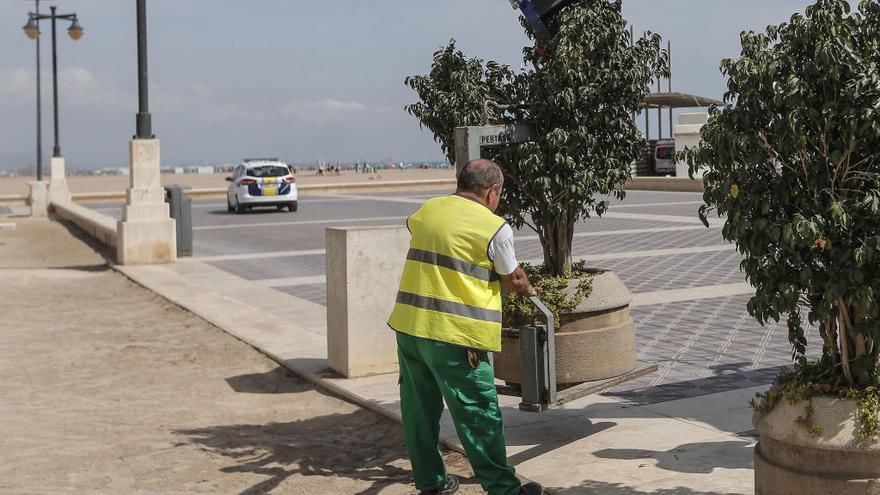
[406,0,668,275]
[843,386,880,439]
[795,404,824,438]
[683,0,880,399]
[404,42,515,165]
[502,261,593,329]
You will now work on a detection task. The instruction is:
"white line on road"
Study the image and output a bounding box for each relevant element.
[608,201,704,209]
[522,244,735,265]
[185,249,326,262]
[514,223,720,242]
[603,212,705,224]
[322,194,426,204]
[193,215,408,231]
[630,283,753,307]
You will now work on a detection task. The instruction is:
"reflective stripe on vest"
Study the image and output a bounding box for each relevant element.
[388,195,507,352]
[406,248,500,283]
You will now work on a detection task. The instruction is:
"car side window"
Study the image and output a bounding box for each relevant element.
[234,166,243,180]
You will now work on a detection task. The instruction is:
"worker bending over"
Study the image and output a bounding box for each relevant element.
[388,159,542,495]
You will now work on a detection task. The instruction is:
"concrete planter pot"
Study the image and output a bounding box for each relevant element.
[494,270,637,386]
[753,396,880,494]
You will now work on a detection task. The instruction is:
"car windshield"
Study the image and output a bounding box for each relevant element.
[246,165,289,178]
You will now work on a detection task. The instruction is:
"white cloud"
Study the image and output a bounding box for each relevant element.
[61,67,99,89]
[279,98,368,119]
[0,69,37,98]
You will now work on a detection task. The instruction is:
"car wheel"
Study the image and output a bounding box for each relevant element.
[235,196,246,214]
[227,197,234,213]
[288,201,298,212]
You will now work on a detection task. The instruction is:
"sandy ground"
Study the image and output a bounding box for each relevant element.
[0,168,455,196]
[0,219,481,494]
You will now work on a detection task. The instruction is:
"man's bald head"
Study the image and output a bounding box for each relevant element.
[457,159,504,194]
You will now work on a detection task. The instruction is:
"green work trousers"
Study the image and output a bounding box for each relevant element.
[396,331,521,495]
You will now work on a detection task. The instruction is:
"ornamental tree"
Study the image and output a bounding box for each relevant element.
[405,0,667,276]
[684,0,880,393]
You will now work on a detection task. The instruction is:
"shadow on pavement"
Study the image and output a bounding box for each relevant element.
[53,216,116,265]
[174,409,446,495]
[0,264,111,272]
[504,419,617,466]
[549,480,743,495]
[225,367,315,395]
[193,367,478,495]
[593,440,753,474]
[604,363,784,405]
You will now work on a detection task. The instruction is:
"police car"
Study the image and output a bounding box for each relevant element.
[226,158,298,213]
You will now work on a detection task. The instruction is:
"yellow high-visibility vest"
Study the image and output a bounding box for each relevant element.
[388,195,507,352]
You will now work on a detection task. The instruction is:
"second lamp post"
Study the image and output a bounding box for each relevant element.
[23,6,83,169]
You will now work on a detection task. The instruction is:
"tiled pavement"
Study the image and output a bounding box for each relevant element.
[275,283,327,306]
[600,249,743,293]
[610,294,817,405]
[99,190,800,414]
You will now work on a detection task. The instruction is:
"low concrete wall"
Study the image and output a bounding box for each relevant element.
[326,225,410,378]
[623,176,704,193]
[51,201,118,248]
[0,194,26,207]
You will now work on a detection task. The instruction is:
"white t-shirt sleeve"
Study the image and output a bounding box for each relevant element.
[487,224,519,276]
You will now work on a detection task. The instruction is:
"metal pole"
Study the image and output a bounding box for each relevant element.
[35,0,43,180]
[643,32,650,141]
[50,6,60,158]
[657,77,662,140]
[668,40,673,136]
[135,0,152,139]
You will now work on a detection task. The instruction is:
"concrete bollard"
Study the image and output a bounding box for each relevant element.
[28,181,49,218]
[326,225,410,378]
[47,157,72,204]
[117,139,177,265]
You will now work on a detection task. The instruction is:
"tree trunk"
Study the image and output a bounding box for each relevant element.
[540,215,575,276]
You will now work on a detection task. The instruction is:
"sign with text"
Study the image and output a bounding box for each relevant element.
[454,124,536,174]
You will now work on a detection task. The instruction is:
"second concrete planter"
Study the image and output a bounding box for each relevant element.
[753,396,880,494]
[494,270,637,387]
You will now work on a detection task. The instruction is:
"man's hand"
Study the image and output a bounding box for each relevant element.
[500,266,536,297]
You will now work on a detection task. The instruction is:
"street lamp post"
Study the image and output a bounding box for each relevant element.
[19,0,44,181]
[136,0,152,139]
[23,6,82,206]
[117,0,176,265]
[24,6,83,161]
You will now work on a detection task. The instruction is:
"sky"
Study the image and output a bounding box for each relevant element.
[0,0,820,171]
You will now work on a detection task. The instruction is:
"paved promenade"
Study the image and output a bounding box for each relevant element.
[87,187,791,494]
[1,187,798,493]
[0,219,483,494]
[91,188,801,407]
